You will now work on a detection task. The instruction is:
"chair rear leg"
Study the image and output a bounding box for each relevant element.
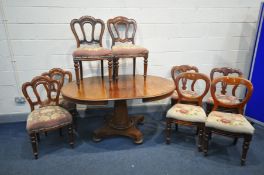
[108,59,113,82]
[133,57,136,76]
[29,132,38,159]
[143,55,148,78]
[203,128,210,156]
[241,135,252,166]
[68,124,74,148]
[101,60,104,77]
[198,124,204,152]
[166,118,172,144]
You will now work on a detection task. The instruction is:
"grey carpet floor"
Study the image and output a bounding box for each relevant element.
[0,110,263,175]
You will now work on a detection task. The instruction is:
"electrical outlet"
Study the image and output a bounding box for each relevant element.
[15,97,26,104]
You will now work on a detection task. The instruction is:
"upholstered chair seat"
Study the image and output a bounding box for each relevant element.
[206,111,254,134]
[73,46,112,57]
[26,106,72,132]
[207,94,240,105]
[112,43,148,55]
[167,104,207,123]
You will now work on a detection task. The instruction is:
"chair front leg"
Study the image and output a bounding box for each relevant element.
[241,135,252,166]
[166,118,172,144]
[203,127,210,156]
[29,132,38,159]
[74,60,80,87]
[68,124,74,148]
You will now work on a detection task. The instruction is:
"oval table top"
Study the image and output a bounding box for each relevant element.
[61,75,175,105]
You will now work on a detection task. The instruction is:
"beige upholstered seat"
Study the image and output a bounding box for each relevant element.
[206,111,254,134]
[73,46,112,57]
[166,104,206,123]
[27,106,72,132]
[112,44,148,55]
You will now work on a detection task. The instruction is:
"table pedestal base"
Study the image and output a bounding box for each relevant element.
[93,100,144,144]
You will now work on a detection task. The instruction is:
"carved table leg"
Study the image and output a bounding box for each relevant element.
[74,60,80,87]
[93,100,144,144]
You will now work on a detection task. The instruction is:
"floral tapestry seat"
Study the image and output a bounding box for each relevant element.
[206,111,254,134]
[26,106,72,132]
[112,43,149,55]
[166,103,207,123]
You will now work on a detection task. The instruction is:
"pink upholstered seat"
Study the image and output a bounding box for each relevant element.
[73,46,112,57]
[112,44,148,55]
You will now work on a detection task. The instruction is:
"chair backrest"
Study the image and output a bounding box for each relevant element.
[175,72,210,106]
[107,16,137,46]
[210,67,243,95]
[70,16,105,48]
[171,65,199,91]
[211,76,253,114]
[41,68,72,86]
[22,76,61,111]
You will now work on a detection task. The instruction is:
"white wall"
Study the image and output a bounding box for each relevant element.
[0,0,262,115]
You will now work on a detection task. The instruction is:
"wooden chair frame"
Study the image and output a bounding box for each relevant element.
[22,76,74,159]
[170,65,199,106]
[107,16,148,79]
[166,72,210,151]
[203,76,254,165]
[70,16,113,86]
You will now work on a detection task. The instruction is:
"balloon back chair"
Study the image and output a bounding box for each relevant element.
[171,65,199,106]
[206,67,243,114]
[107,16,149,79]
[166,72,210,151]
[203,76,254,166]
[22,76,74,159]
[71,16,113,87]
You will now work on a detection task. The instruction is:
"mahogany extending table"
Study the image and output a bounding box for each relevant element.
[61,75,175,143]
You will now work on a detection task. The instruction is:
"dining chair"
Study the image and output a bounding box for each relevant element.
[107,16,149,79]
[22,76,74,159]
[171,65,199,106]
[206,67,243,114]
[203,76,254,166]
[166,72,210,151]
[41,68,78,130]
[71,16,113,87]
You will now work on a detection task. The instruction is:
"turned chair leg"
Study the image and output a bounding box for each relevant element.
[241,135,252,166]
[74,60,80,87]
[59,128,63,136]
[166,119,172,144]
[198,124,204,152]
[133,57,136,76]
[203,128,210,156]
[233,137,238,145]
[175,123,178,131]
[144,55,148,78]
[29,132,38,159]
[113,58,119,80]
[68,124,74,148]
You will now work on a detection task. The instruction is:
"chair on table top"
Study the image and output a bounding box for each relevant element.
[41,68,78,130]
[170,65,199,106]
[166,72,210,151]
[22,76,74,159]
[107,16,149,79]
[206,67,243,114]
[203,76,254,166]
[71,16,113,87]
